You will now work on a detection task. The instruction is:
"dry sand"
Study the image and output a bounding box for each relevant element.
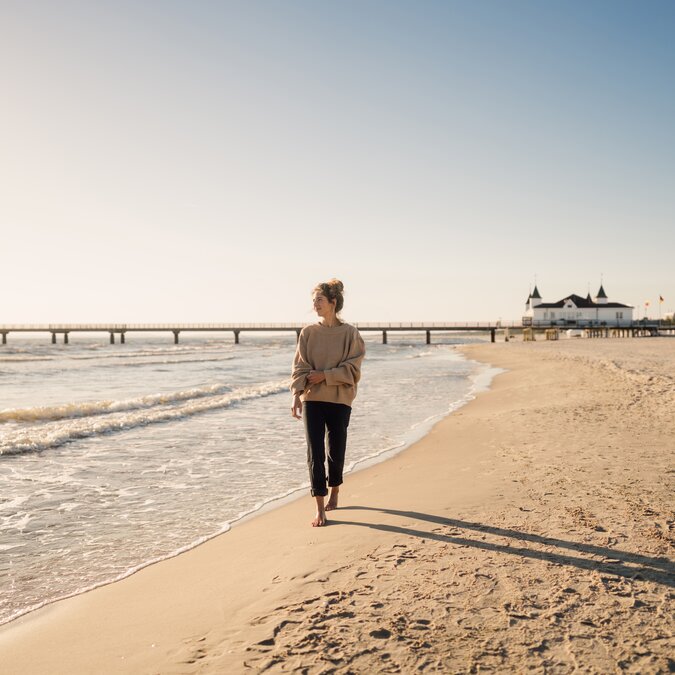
[0,338,673,674]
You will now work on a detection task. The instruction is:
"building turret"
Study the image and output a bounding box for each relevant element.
[595,284,608,305]
[530,285,542,308]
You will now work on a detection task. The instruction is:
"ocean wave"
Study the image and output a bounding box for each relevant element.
[0,383,243,423]
[0,380,288,456]
[405,350,435,359]
[94,355,237,369]
[69,346,230,360]
[0,356,55,363]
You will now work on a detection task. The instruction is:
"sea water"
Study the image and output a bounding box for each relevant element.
[0,331,496,625]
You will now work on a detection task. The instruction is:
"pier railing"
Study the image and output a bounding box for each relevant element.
[0,322,510,330]
[1,321,671,345]
[0,322,507,345]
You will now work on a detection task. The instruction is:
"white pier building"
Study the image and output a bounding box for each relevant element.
[523,285,634,327]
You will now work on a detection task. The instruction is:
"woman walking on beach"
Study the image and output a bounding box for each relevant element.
[291,279,365,527]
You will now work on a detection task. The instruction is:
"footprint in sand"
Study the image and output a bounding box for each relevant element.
[370,628,392,639]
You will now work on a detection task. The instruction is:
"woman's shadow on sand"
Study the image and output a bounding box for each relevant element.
[332,506,675,588]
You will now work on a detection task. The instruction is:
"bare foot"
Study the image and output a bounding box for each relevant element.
[325,487,339,511]
[312,509,327,527]
[312,496,327,527]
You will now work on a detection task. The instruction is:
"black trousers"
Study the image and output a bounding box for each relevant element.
[304,401,352,497]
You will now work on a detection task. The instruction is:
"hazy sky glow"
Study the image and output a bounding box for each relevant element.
[2,0,674,323]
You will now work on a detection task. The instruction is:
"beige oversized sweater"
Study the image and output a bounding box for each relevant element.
[291,322,365,407]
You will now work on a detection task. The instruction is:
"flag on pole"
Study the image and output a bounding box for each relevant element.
[645,301,650,307]
[660,295,665,303]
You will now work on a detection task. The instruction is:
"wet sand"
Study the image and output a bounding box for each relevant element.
[0,338,673,673]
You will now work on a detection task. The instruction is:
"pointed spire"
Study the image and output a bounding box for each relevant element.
[531,285,542,299]
[597,284,607,299]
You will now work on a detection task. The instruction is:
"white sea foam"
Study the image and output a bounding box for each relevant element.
[0,380,288,455]
[94,355,237,368]
[0,382,239,423]
[0,343,234,363]
[405,349,435,359]
[70,349,235,361]
[0,356,55,363]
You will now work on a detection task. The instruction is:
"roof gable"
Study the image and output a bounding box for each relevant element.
[533,292,633,310]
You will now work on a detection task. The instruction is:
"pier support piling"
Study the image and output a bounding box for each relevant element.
[173,331,180,345]
[110,332,115,345]
[51,333,57,345]
[64,333,69,345]
[382,330,387,345]
[1,333,6,345]
[426,330,431,345]
[234,330,240,345]
[120,332,125,344]
[491,328,496,343]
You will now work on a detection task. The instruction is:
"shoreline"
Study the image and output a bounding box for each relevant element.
[0,347,498,629]
[1,339,673,673]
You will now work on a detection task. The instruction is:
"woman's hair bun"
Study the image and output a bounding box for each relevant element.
[327,278,344,293]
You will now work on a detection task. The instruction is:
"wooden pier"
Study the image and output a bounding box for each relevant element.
[0,322,506,345]
[0,322,671,346]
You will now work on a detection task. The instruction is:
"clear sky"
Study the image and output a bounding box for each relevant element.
[2,0,674,323]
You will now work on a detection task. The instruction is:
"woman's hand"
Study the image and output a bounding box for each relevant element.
[307,370,326,385]
[291,395,303,419]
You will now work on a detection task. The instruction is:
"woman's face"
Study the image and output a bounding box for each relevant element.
[312,292,335,319]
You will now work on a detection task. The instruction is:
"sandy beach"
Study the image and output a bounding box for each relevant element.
[0,338,673,673]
